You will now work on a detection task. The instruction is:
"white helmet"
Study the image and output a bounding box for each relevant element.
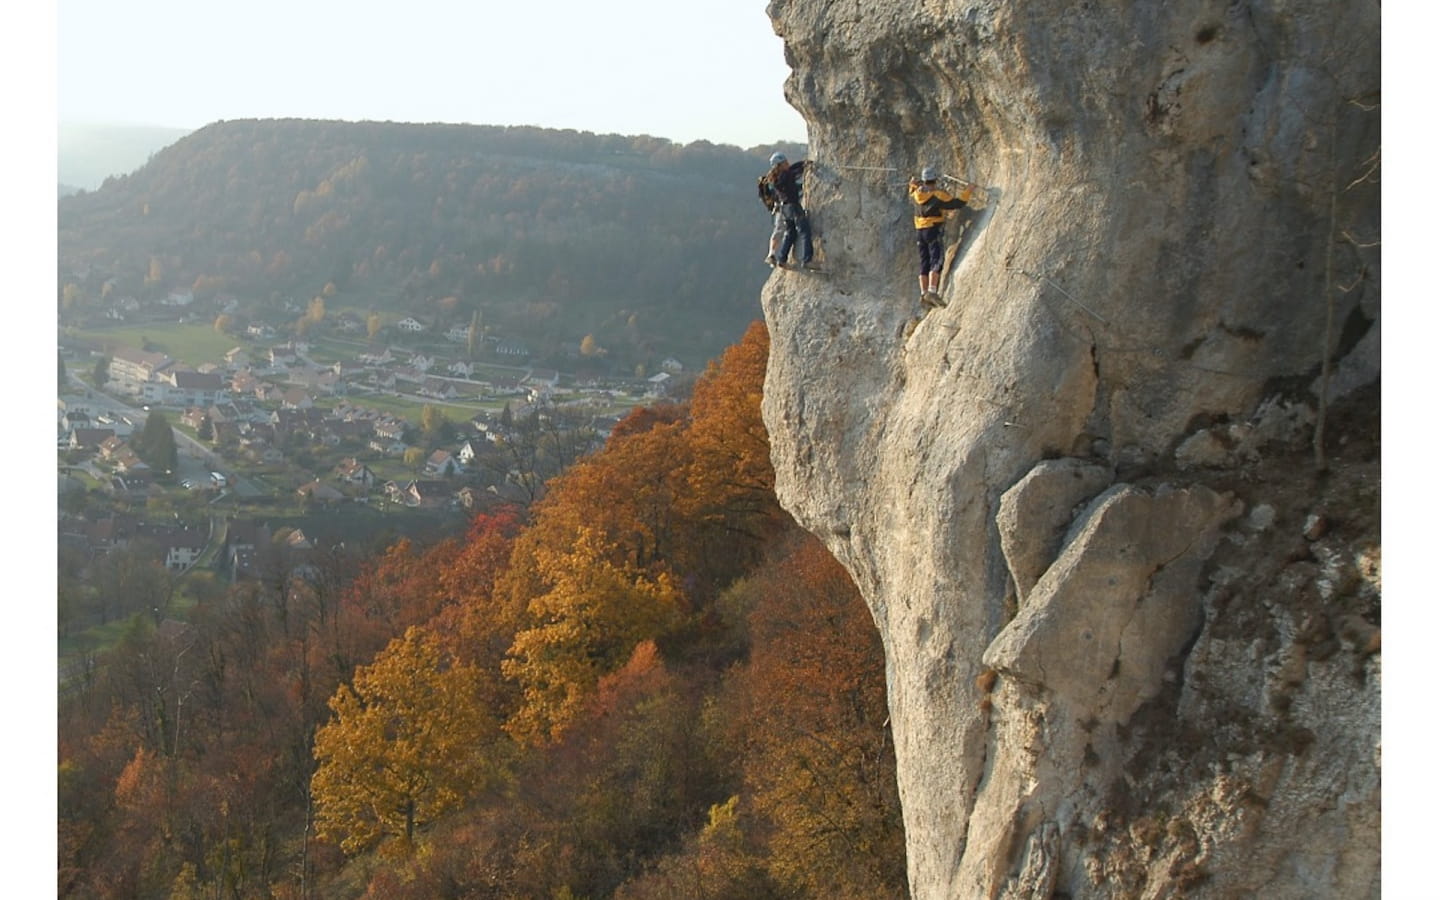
[769,152,788,166]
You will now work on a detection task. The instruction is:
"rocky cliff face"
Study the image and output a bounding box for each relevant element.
[759,1,1380,897]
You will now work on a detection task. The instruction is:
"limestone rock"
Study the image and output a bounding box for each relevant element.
[996,458,1114,604]
[985,483,1240,722]
[760,0,1380,896]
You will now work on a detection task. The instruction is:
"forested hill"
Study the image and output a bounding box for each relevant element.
[58,119,804,367]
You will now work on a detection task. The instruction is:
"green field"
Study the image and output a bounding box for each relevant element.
[73,322,249,367]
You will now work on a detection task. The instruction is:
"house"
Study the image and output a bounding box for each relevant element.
[457,439,483,465]
[296,480,346,506]
[238,436,280,463]
[223,519,272,581]
[334,458,377,488]
[224,347,252,368]
[357,349,395,366]
[108,347,173,395]
[425,449,462,478]
[456,485,488,510]
[281,388,314,410]
[420,378,458,400]
[646,371,672,397]
[369,438,408,457]
[289,368,341,395]
[397,317,426,333]
[207,402,245,426]
[446,325,472,343]
[114,453,152,478]
[270,407,326,437]
[79,513,138,553]
[659,357,685,374]
[180,407,208,430]
[161,370,227,407]
[135,522,208,572]
[390,479,454,509]
[494,339,530,357]
[62,410,92,432]
[373,417,407,441]
[448,361,475,379]
[231,370,259,395]
[97,434,128,460]
[70,428,116,453]
[410,353,435,372]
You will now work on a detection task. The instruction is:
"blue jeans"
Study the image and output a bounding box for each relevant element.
[772,202,813,265]
[917,224,946,275]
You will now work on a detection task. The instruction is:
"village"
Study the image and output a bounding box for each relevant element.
[57,296,692,637]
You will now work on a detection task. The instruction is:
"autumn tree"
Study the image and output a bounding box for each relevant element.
[502,528,683,744]
[677,320,786,592]
[723,533,905,898]
[311,625,508,855]
[420,404,452,446]
[508,641,733,897]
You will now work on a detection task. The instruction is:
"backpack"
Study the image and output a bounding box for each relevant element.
[757,176,778,213]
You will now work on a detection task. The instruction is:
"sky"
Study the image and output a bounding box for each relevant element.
[55,0,807,148]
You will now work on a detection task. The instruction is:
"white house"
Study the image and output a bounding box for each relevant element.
[397,317,426,333]
[425,449,463,478]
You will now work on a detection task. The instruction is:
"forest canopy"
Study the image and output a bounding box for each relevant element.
[58,120,805,366]
[58,322,906,899]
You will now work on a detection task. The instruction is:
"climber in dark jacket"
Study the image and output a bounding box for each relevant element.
[759,152,813,269]
[909,165,972,307]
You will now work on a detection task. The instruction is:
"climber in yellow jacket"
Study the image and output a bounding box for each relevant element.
[909,166,973,308]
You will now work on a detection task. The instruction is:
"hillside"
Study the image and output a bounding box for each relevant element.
[58,119,802,370]
[759,0,1380,897]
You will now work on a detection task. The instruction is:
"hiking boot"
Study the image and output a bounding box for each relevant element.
[927,291,948,308]
[765,254,778,268]
[920,293,937,309]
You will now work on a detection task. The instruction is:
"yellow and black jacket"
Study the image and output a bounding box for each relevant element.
[910,182,972,229]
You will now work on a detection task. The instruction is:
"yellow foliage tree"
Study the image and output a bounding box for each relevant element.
[502,528,683,745]
[311,626,506,855]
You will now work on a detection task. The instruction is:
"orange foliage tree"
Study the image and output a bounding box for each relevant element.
[721,532,906,898]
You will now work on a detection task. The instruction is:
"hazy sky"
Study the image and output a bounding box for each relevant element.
[57,0,807,148]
